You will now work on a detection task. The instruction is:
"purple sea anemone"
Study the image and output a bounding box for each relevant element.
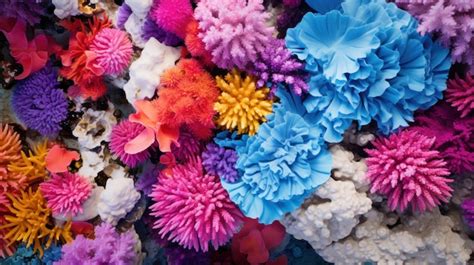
[201,143,239,183]
[141,19,182,47]
[12,64,68,136]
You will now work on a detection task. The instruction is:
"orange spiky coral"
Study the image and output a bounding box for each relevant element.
[8,141,48,185]
[0,167,26,193]
[0,192,14,258]
[0,124,21,167]
[1,189,72,256]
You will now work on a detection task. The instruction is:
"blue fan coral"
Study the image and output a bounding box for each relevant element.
[286,0,451,142]
[12,64,68,136]
[222,89,332,224]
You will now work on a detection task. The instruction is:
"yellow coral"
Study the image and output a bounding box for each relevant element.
[0,124,21,167]
[0,189,72,256]
[8,141,48,184]
[214,69,272,135]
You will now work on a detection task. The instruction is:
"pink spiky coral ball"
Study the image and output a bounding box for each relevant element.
[150,159,243,252]
[150,0,193,39]
[365,130,453,212]
[39,172,92,216]
[90,28,133,75]
[110,120,151,167]
[446,75,474,118]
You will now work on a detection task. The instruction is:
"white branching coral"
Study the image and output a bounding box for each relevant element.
[73,105,117,149]
[98,177,140,225]
[319,209,472,265]
[123,38,180,106]
[282,145,372,250]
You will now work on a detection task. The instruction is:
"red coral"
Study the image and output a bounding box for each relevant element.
[184,19,214,67]
[446,75,474,118]
[231,218,287,265]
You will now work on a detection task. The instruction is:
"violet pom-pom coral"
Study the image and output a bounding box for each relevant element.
[250,39,308,95]
[202,143,238,183]
[195,0,274,69]
[39,172,92,216]
[446,75,474,118]
[141,19,182,46]
[365,130,453,212]
[461,199,474,229]
[110,120,151,167]
[12,65,68,136]
[90,28,133,75]
[150,0,193,39]
[150,159,244,252]
[411,102,474,174]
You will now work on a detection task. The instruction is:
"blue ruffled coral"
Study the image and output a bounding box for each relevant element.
[287,0,451,142]
[222,89,332,224]
[1,244,61,265]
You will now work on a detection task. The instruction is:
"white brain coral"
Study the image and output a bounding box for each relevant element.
[123,37,180,105]
[73,105,117,149]
[98,177,140,225]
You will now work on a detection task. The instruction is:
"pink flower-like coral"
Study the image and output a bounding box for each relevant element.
[150,159,243,252]
[90,28,133,75]
[150,0,193,39]
[194,0,274,69]
[39,172,92,216]
[446,75,474,118]
[110,120,151,167]
[365,130,453,212]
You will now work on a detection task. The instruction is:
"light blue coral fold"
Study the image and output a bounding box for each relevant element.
[221,89,332,224]
[287,0,451,143]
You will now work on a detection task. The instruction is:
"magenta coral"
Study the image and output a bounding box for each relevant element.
[39,172,92,216]
[150,0,193,39]
[110,120,151,167]
[170,129,203,163]
[150,159,243,252]
[194,0,274,69]
[446,75,474,118]
[461,198,474,229]
[365,130,453,212]
[90,28,133,75]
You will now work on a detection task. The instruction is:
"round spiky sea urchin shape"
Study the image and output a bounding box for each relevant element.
[39,172,92,216]
[446,75,474,118]
[214,69,273,135]
[0,124,21,167]
[110,120,150,167]
[365,130,453,212]
[150,159,243,252]
[90,28,133,75]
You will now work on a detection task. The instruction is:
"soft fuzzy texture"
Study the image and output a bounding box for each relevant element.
[286,0,451,142]
[110,120,151,167]
[98,177,141,225]
[56,223,136,265]
[90,28,133,75]
[149,0,193,39]
[141,18,182,46]
[0,124,21,167]
[170,130,203,163]
[250,39,308,95]
[461,198,474,229]
[202,143,239,183]
[223,89,332,224]
[150,159,243,252]
[1,244,62,265]
[116,3,132,30]
[184,19,213,67]
[411,102,474,174]
[446,75,474,118]
[195,0,274,69]
[39,172,92,216]
[8,141,49,185]
[214,69,273,135]
[12,65,68,136]
[395,0,474,73]
[365,130,453,212]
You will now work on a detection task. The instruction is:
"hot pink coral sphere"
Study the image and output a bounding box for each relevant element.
[110,120,151,167]
[90,28,133,75]
[365,130,453,212]
[446,75,474,118]
[39,172,92,216]
[150,159,243,252]
[150,0,193,39]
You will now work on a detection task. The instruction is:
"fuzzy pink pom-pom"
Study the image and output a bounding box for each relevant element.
[150,0,193,39]
[110,120,151,167]
[365,130,453,213]
[446,75,474,118]
[90,28,133,75]
[39,172,92,216]
[150,159,243,252]
[194,0,274,69]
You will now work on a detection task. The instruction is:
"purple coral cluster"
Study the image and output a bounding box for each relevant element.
[12,64,68,136]
[250,39,308,95]
[202,143,239,183]
[0,0,45,25]
[461,199,474,229]
[141,19,182,46]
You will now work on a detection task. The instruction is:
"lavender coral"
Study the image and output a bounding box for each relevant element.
[395,0,474,72]
[12,65,68,136]
[461,198,474,229]
[201,143,238,183]
[150,159,243,252]
[250,38,308,95]
[110,120,151,167]
[365,130,453,212]
[446,75,474,118]
[57,223,136,265]
[195,0,274,69]
[170,130,203,163]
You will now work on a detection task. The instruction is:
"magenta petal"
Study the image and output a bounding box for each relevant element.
[124,127,155,154]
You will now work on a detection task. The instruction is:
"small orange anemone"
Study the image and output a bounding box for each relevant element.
[8,141,48,185]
